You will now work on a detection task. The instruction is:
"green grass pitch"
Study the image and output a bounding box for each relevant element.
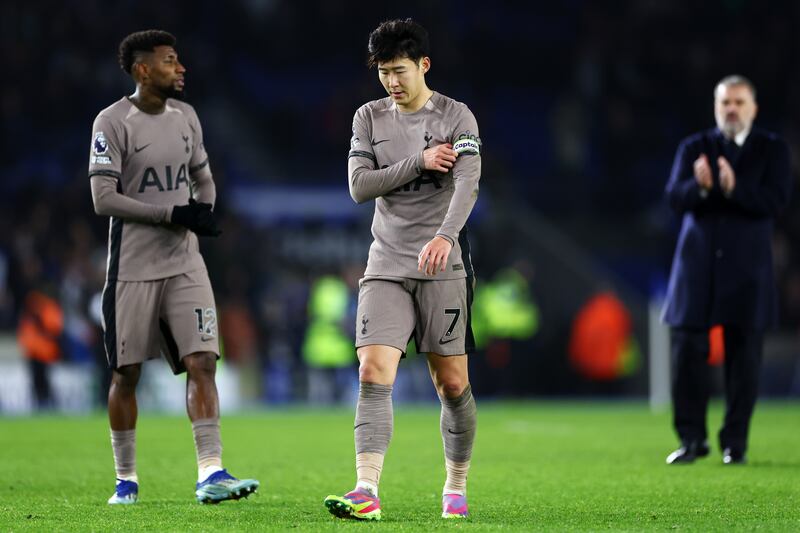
[1,401,798,531]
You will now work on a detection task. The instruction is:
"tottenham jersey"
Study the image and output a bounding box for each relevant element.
[88,97,210,281]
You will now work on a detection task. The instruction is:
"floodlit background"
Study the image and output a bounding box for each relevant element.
[2,0,799,413]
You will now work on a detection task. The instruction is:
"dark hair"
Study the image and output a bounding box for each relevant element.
[367,18,429,68]
[118,30,177,74]
[716,74,757,101]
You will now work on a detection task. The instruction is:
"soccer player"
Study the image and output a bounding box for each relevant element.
[89,30,258,505]
[324,19,481,520]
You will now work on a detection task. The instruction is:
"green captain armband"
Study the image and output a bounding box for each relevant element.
[453,134,481,156]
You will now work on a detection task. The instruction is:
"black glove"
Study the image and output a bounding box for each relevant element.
[193,206,222,236]
[171,199,222,237]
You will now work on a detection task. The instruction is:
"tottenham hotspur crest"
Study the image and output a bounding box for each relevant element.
[93,132,108,155]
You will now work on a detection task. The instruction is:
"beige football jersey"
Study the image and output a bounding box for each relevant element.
[88,97,209,281]
[348,91,481,280]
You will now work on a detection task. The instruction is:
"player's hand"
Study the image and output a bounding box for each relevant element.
[171,199,222,237]
[193,206,222,237]
[418,236,453,276]
[422,144,457,173]
[717,156,736,195]
[693,154,713,190]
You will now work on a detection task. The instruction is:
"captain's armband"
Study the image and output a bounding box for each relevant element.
[453,133,481,156]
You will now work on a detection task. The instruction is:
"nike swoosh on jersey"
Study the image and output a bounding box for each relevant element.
[134,143,151,153]
[371,139,390,146]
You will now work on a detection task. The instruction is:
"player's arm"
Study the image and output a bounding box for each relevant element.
[418,109,481,275]
[88,114,172,223]
[90,175,172,223]
[187,109,217,207]
[435,110,481,244]
[348,154,423,203]
[347,108,424,203]
[91,174,218,235]
[665,139,712,214]
[189,163,216,206]
[724,137,791,217]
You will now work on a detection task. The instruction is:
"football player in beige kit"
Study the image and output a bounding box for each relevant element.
[89,30,258,505]
[325,19,480,521]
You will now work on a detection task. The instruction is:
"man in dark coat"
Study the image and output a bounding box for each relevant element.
[662,75,791,465]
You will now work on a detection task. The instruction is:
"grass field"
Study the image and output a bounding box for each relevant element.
[0,401,798,531]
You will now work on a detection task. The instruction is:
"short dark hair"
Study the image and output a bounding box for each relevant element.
[367,18,429,68]
[118,30,177,74]
[715,74,757,101]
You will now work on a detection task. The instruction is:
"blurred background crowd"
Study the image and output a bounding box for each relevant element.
[1,0,799,412]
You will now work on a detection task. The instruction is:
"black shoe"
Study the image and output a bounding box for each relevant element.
[666,441,710,464]
[722,448,746,465]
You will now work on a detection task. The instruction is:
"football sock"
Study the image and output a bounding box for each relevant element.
[443,458,470,496]
[198,464,224,483]
[192,418,223,482]
[110,429,137,483]
[355,454,383,496]
[440,384,476,495]
[354,382,393,493]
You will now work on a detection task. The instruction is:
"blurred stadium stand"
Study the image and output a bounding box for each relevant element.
[1,0,799,412]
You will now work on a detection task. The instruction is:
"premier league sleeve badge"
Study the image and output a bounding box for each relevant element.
[93,131,109,155]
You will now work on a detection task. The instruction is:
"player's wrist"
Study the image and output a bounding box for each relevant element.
[415,151,425,174]
[435,233,454,246]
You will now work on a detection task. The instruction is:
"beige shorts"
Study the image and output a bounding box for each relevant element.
[101,268,220,374]
[355,276,475,356]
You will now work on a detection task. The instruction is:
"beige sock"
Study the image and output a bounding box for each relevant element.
[356,452,385,496]
[110,429,137,482]
[443,458,470,496]
[192,418,222,481]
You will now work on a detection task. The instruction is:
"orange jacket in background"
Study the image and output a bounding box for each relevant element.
[17,291,63,363]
